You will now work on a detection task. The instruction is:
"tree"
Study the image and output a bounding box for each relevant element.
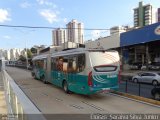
[19,55,26,61]
[30,47,37,54]
[27,49,32,58]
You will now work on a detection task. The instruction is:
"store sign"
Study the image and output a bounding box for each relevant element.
[155,25,160,35]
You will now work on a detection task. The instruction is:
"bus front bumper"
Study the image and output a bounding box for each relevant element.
[88,86,119,95]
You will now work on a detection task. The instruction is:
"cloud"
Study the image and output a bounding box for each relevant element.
[37,0,47,5]
[36,0,57,8]
[3,35,11,39]
[40,9,59,23]
[0,9,11,23]
[63,18,68,23]
[20,1,31,8]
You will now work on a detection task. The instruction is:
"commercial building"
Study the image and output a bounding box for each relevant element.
[85,26,127,50]
[66,19,84,44]
[133,1,157,27]
[52,28,66,46]
[120,22,160,69]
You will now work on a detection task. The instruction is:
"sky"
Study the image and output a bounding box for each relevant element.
[0,0,159,49]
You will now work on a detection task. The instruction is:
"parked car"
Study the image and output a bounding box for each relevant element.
[141,64,147,70]
[129,62,142,70]
[148,62,160,70]
[132,72,160,86]
[151,88,160,100]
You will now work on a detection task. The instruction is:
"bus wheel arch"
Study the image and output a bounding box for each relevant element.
[32,72,37,79]
[62,80,69,93]
[41,75,47,84]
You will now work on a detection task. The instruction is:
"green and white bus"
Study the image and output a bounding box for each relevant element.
[32,48,120,95]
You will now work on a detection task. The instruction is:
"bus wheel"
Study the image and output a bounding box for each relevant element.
[63,81,69,93]
[32,72,36,79]
[41,76,47,84]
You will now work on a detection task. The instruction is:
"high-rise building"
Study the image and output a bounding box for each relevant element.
[133,1,157,27]
[10,48,22,60]
[158,8,160,22]
[52,28,66,46]
[66,19,84,44]
[4,50,10,60]
[0,49,4,58]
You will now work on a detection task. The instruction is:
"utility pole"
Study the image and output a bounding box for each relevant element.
[25,40,28,70]
[146,43,149,70]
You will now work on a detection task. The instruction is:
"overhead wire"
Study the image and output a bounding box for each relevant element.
[0,24,111,31]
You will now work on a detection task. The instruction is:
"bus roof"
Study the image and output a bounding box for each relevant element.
[32,48,118,60]
[32,54,49,61]
[51,48,118,57]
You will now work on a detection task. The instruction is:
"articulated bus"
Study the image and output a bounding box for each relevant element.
[31,48,120,95]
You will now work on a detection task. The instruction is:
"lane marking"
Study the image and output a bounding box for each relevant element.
[81,101,105,111]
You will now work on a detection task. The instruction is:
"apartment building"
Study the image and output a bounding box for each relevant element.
[66,19,84,44]
[52,28,66,46]
[133,1,157,27]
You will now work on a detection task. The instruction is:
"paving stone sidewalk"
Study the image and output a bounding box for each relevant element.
[0,72,7,114]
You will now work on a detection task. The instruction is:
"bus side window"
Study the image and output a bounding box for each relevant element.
[77,54,85,72]
[39,60,44,69]
[68,59,73,73]
[72,57,77,73]
[35,61,39,68]
[57,57,63,71]
[67,56,77,73]
[43,59,47,70]
[51,58,57,71]
[63,58,68,73]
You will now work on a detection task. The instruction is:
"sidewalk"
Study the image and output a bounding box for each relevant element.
[0,72,7,114]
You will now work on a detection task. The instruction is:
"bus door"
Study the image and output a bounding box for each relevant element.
[67,56,77,86]
[33,60,40,79]
[62,58,68,82]
[52,57,64,86]
[37,59,46,79]
[51,58,59,85]
[43,59,47,79]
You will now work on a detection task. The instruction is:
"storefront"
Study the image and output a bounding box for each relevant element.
[120,22,160,70]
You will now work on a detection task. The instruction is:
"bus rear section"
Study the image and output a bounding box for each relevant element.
[86,50,120,94]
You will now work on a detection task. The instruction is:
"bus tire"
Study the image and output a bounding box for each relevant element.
[41,76,47,84]
[63,81,69,93]
[152,80,158,86]
[32,72,36,79]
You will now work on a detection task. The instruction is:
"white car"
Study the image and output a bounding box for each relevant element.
[132,72,160,86]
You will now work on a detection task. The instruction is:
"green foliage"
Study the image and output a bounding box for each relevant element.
[30,47,37,54]
[19,55,26,61]
[27,49,32,58]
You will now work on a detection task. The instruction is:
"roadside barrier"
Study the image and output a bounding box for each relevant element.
[2,70,46,120]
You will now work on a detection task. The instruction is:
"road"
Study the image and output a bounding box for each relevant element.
[119,80,156,99]
[10,65,159,99]
[5,67,160,119]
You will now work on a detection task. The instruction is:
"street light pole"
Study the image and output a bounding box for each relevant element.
[25,40,28,70]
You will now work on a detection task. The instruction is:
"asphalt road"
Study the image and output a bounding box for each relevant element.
[5,67,160,119]
[120,76,160,99]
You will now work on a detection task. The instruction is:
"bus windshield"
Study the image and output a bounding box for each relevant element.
[94,66,117,72]
[89,51,119,72]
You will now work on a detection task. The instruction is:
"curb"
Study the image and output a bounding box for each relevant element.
[111,91,160,106]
